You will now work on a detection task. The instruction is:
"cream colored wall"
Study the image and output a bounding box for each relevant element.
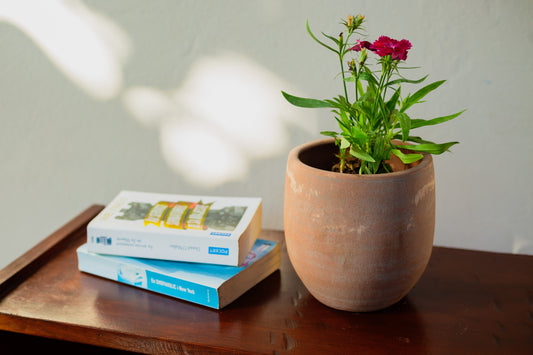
[1,0,532,270]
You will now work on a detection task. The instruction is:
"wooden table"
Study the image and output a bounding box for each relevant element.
[0,205,532,354]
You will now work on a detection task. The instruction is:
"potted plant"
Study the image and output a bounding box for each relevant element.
[282,14,464,312]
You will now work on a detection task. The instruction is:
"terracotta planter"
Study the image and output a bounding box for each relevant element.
[284,138,435,312]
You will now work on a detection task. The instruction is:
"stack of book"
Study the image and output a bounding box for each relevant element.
[77,190,280,309]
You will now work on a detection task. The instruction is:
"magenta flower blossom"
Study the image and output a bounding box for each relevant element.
[350,40,372,52]
[371,36,412,60]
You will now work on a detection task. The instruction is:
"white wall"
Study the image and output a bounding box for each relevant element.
[1,0,532,270]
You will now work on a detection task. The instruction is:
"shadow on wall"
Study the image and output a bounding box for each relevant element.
[0,0,314,187]
[0,0,129,100]
[122,53,310,187]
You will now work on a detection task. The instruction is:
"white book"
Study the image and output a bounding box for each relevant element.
[87,191,262,266]
[77,239,280,309]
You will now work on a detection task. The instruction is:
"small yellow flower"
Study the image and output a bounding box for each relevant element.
[347,15,354,27]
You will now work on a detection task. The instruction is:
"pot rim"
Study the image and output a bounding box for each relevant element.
[288,138,433,181]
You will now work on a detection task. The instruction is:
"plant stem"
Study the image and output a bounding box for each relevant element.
[339,56,349,101]
[373,60,393,133]
[338,29,354,105]
[340,148,345,173]
[354,68,359,103]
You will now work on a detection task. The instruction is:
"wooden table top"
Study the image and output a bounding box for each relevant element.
[0,205,532,354]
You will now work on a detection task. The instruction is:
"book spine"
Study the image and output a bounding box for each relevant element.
[77,249,220,309]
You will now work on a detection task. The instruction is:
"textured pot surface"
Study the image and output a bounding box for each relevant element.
[284,138,435,312]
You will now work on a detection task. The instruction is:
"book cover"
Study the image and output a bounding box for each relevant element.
[77,239,280,309]
[87,191,262,266]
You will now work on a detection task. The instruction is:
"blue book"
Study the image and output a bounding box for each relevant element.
[77,239,280,309]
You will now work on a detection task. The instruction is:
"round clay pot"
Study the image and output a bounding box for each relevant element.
[284,138,435,312]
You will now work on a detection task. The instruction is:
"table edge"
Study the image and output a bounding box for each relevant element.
[0,205,105,297]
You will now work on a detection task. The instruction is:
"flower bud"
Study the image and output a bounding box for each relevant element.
[347,15,354,27]
[353,14,365,28]
[348,59,356,73]
[344,14,364,31]
[359,49,367,66]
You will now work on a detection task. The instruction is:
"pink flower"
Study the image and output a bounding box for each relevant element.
[350,40,372,52]
[371,36,412,60]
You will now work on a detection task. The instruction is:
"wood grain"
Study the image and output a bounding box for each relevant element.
[1,205,532,354]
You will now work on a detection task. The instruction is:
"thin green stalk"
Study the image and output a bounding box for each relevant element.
[338,29,354,104]
[372,61,394,133]
[380,69,393,133]
[370,67,386,129]
[339,56,349,101]
[353,68,358,103]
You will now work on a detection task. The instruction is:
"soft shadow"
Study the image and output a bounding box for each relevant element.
[0,0,130,100]
[123,52,314,187]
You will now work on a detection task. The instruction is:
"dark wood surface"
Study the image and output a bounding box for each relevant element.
[0,205,532,354]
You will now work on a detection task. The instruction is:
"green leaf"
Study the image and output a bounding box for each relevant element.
[335,111,352,135]
[396,112,411,142]
[358,71,379,87]
[362,67,378,94]
[400,80,446,113]
[335,118,350,134]
[321,32,340,46]
[325,95,353,112]
[350,147,376,162]
[410,110,465,129]
[281,91,333,108]
[341,124,368,146]
[356,79,365,97]
[391,149,424,164]
[339,137,351,149]
[385,75,428,87]
[320,131,338,138]
[397,66,421,70]
[372,135,389,163]
[339,108,350,122]
[386,88,401,113]
[306,20,338,53]
[395,141,459,154]
[355,93,375,114]
[351,125,368,143]
[393,134,435,145]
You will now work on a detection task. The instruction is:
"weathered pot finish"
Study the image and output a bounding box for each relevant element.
[284,138,435,312]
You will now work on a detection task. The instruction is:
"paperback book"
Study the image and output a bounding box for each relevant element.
[87,191,262,266]
[77,239,280,309]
